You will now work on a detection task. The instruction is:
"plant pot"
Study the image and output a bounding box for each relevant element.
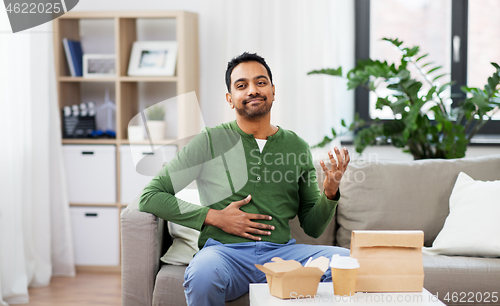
[127,125,144,142]
[146,120,166,141]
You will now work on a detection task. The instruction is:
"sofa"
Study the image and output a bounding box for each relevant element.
[121,154,500,306]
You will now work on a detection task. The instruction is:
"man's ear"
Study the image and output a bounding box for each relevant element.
[226,92,234,109]
[272,85,276,100]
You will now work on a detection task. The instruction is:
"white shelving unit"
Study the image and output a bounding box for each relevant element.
[53,11,200,272]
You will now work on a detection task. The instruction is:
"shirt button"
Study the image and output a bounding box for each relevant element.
[258,161,262,165]
[256,176,261,181]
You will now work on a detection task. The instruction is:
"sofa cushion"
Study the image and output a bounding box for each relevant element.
[335,155,500,248]
[153,265,249,306]
[153,265,188,306]
[161,188,201,265]
[423,254,500,305]
[289,216,336,246]
[424,172,500,257]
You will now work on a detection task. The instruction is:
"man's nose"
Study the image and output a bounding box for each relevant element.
[247,82,259,96]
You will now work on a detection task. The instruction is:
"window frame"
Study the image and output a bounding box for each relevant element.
[354,0,500,135]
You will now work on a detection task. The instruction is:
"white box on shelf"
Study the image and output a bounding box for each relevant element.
[119,145,177,204]
[63,145,116,204]
[70,206,119,266]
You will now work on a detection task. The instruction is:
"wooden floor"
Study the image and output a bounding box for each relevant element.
[22,272,121,306]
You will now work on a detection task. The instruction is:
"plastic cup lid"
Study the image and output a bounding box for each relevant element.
[330,254,360,269]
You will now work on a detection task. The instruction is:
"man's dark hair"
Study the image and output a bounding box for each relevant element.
[225,52,273,93]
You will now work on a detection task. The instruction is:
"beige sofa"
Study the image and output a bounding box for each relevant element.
[121,154,500,306]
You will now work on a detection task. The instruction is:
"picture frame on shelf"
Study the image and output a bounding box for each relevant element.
[127,41,178,76]
[83,54,116,78]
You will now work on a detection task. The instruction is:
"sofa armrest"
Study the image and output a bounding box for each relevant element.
[121,197,164,306]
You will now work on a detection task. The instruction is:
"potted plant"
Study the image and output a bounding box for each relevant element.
[145,103,166,141]
[308,38,500,159]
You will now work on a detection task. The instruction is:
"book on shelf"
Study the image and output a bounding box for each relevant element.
[63,38,83,77]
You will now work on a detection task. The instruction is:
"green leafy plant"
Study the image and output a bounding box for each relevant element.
[308,38,500,159]
[146,104,166,121]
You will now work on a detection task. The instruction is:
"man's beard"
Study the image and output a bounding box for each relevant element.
[234,95,272,119]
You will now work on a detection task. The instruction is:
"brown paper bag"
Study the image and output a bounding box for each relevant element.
[350,230,424,292]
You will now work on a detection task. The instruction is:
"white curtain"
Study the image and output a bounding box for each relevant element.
[214,0,356,146]
[0,10,75,306]
[74,0,356,146]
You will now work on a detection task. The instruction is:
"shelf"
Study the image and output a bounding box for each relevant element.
[69,203,120,207]
[60,11,185,19]
[119,139,178,145]
[59,76,180,83]
[59,76,117,82]
[119,76,178,82]
[69,202,133,209]
[63,139,118,144]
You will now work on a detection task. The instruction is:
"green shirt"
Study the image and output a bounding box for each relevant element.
[139,120,339,249]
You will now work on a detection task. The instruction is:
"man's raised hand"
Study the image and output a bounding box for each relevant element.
[204,195,274,241]
[319,147,350,200]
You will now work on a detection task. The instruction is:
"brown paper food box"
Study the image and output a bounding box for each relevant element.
[255,256,330,299]
[350,230,424,293]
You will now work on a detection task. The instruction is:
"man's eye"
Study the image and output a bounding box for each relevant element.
[237,84,245,89]
[258,81,266,85]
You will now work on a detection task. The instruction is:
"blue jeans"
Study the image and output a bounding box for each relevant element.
[183,238,350,306]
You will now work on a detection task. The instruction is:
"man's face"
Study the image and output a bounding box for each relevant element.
[226,61,275,119]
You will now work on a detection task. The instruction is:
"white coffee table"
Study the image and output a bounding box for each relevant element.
[249,283,446,305]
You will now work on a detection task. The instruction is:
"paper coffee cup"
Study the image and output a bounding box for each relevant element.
[330,254,360,296]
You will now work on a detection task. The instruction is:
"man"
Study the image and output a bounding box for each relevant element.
[139,52,350,305]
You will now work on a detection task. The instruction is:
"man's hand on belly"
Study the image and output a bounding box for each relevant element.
[203,195,275,241]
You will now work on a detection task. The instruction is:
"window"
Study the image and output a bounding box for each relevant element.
[355,0,500,134]
[468,0,500,120]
